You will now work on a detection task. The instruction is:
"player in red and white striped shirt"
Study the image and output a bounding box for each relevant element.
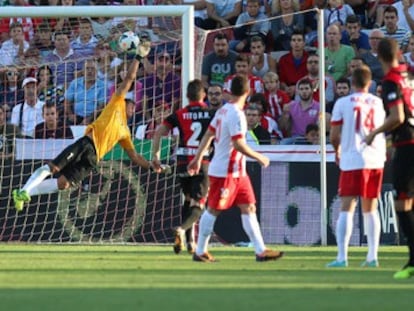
[187,75,283,263]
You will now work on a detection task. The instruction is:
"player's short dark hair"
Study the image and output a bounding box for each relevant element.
[306,123,319,134]
[42,101,58,113]
[231,75,249,96]
[298,78,312,88]
[378,37,399,64]
[352,65,372,89]
[384,5,398,16]
[345,15,360,25]
[187,79,204,101]
[249,92,268,113]
[125,98,135,106]
[336,77,351,88]
[213,32,228,42]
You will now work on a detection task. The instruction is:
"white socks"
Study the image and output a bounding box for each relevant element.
[336,211,354,262]
[22,165,52,194]
[29,179,59,196]
[241,213,266,255]
[364,211,381,262]
[195,210,216,255]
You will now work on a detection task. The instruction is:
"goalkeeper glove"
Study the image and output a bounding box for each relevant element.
[149,164,172,175]
[135,38,151,61]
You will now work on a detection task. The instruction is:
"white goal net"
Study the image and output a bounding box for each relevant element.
[0,5,198,243]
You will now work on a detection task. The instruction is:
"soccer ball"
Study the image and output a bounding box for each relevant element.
[118,31,140,54]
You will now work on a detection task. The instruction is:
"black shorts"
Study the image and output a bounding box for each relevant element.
[392,144,414,198]
[178,166,209,202]
[51,136,98,187]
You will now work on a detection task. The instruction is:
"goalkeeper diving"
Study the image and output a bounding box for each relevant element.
[13,35,170,212]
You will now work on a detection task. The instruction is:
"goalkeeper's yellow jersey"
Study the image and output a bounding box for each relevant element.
[85,92,134,160]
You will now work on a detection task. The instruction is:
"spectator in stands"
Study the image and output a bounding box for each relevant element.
[248,92,283,141]
[17,46,42,78]
[249,36,277,78]
[324,0,355,29]
[347,57,377,94]
[201,32,238,88]
[304,123,320,145]
[223,54,264,101]
[0,105,20,159]
[324,24,355,81]
[0,66,24,121]
[270,0,304,51]
[37,65,65,115]
[241,0,272,14]
[279,78,320,140]
[70,18,99,58]
[34,102,74,139]
[393,0,414,32]
[88,0,113,40]
[379,5,410,48]
[206,84,224,110]
[0,0,41,42]
[335,77,351,99]
[361,29,385,83]
[304,0,328,45]
[183,0,209,29]
[94,40,119,85]
[140,49,181,116]
[368,0,395,28]
[293,123,320,144]
[135,100,172,139]
[10,77,44,138]
[346,0,369,28]
[295,53,336,105]
[341,14,370,56]
[112,0,149,33]
[0,22,30,67]
[263,71,290,122]
[204,0,242,29]
[54,0,79,39]
[64,58,107,125]
[278,31,308,98]
[31,22,54,59]
[125,98,141,135]
[327,77,350,113]
[43,31,84,88]
[231,0,270,53]
[245,104,271,145]
[404,33,414,75]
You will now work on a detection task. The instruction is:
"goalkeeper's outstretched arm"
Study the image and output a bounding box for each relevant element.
[115,37,151,97]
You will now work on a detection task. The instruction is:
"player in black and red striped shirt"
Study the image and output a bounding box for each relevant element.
[152,79,214,254]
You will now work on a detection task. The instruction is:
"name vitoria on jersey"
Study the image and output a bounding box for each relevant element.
[163,102,213,164]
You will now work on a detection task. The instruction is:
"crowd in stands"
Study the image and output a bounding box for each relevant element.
[1,0,414,158]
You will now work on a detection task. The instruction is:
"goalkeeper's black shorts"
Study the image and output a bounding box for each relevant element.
[52,136,98,187]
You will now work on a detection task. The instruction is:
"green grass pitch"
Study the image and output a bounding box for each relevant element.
[0,244,413,311]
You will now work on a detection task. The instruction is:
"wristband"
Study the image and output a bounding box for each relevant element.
[135,54,143,61]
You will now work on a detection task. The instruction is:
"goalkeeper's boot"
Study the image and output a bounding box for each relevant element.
[12,190,26,212]
[360,259,379,268]
[326,260,348,268]
[193,252,217,262]
[173,228,185,254]
[393,264,414,280]
[19,190,31,203]
[256,249,284,262]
